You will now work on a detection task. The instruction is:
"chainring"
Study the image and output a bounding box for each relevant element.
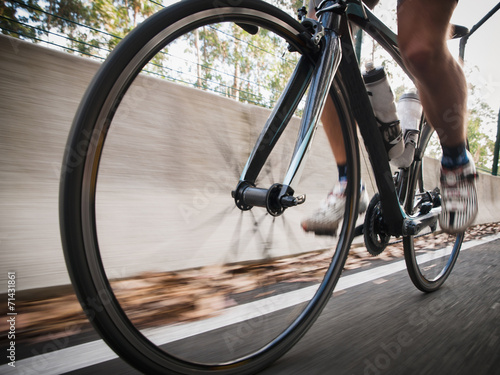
[363,193,391,256]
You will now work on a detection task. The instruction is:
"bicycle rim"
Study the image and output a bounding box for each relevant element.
[403,159,463,292]
[59,0,359,372]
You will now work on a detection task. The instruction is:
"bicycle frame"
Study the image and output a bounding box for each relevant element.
[233,0,440,237]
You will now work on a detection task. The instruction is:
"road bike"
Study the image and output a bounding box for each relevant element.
[59,0,469,373]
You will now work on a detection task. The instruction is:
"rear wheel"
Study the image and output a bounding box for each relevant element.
[403,133,463,292]
[59,0,359,373]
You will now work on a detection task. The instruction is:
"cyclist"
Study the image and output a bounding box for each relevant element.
[301,0,478,235]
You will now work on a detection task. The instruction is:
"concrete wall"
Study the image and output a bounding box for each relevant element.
[1,34,499,292]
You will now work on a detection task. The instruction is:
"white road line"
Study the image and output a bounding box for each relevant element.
[2,233,499,375]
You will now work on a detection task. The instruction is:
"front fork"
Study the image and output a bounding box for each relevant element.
[232,27,342,216]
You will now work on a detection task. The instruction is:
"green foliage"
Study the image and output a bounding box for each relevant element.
[467,102,496,171]
[73,0,161,52]
[180,13,300,107]
[422,100,496,172]
[1,0,161,52]
[0,0,305,109]
[0,0,43,40]
[45,0,89,32]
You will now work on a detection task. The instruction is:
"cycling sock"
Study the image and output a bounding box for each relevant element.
[338,164,348,183]
[441,143,469,169]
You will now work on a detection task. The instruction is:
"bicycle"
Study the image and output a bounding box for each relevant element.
[59,0,468,373]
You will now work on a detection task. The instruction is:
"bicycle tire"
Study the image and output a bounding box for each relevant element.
[59,0,360,373]
[403,132,463,293]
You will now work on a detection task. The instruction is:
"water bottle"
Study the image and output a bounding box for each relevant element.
[392,92,422,168]
[363,63,404,160]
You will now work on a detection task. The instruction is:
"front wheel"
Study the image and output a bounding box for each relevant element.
[59,0,360,373]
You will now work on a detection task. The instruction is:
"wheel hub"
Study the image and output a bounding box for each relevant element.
[232,182,306,217]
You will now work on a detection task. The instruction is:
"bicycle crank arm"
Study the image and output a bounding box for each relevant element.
[232,182,306,217]
[403,206,441,236]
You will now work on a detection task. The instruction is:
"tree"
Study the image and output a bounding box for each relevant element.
[45,0,89,34]
[420,96,496,172]
[1,0,162,56]
[126,0,156,28]
[73,0,160,53]
[467,101,496,171]
[0,0,43,40]
[0,0,309,110]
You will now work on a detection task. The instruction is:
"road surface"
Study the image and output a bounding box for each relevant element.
[3,235,499,375]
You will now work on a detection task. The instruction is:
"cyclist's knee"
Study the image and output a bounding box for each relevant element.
[399,39,446,80]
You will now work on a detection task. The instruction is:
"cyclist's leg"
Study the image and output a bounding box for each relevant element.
[397,0,478,233]
[323,96,347,165]
[397,0,465,148]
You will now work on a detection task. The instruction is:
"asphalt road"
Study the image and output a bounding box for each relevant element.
[5,236,499,375]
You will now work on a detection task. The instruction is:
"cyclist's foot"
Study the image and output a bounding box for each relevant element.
[439,151,478,234]
[301,182,369,236]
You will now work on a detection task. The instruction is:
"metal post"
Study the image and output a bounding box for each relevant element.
[493,108,500,176]
[460,3,500,62]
